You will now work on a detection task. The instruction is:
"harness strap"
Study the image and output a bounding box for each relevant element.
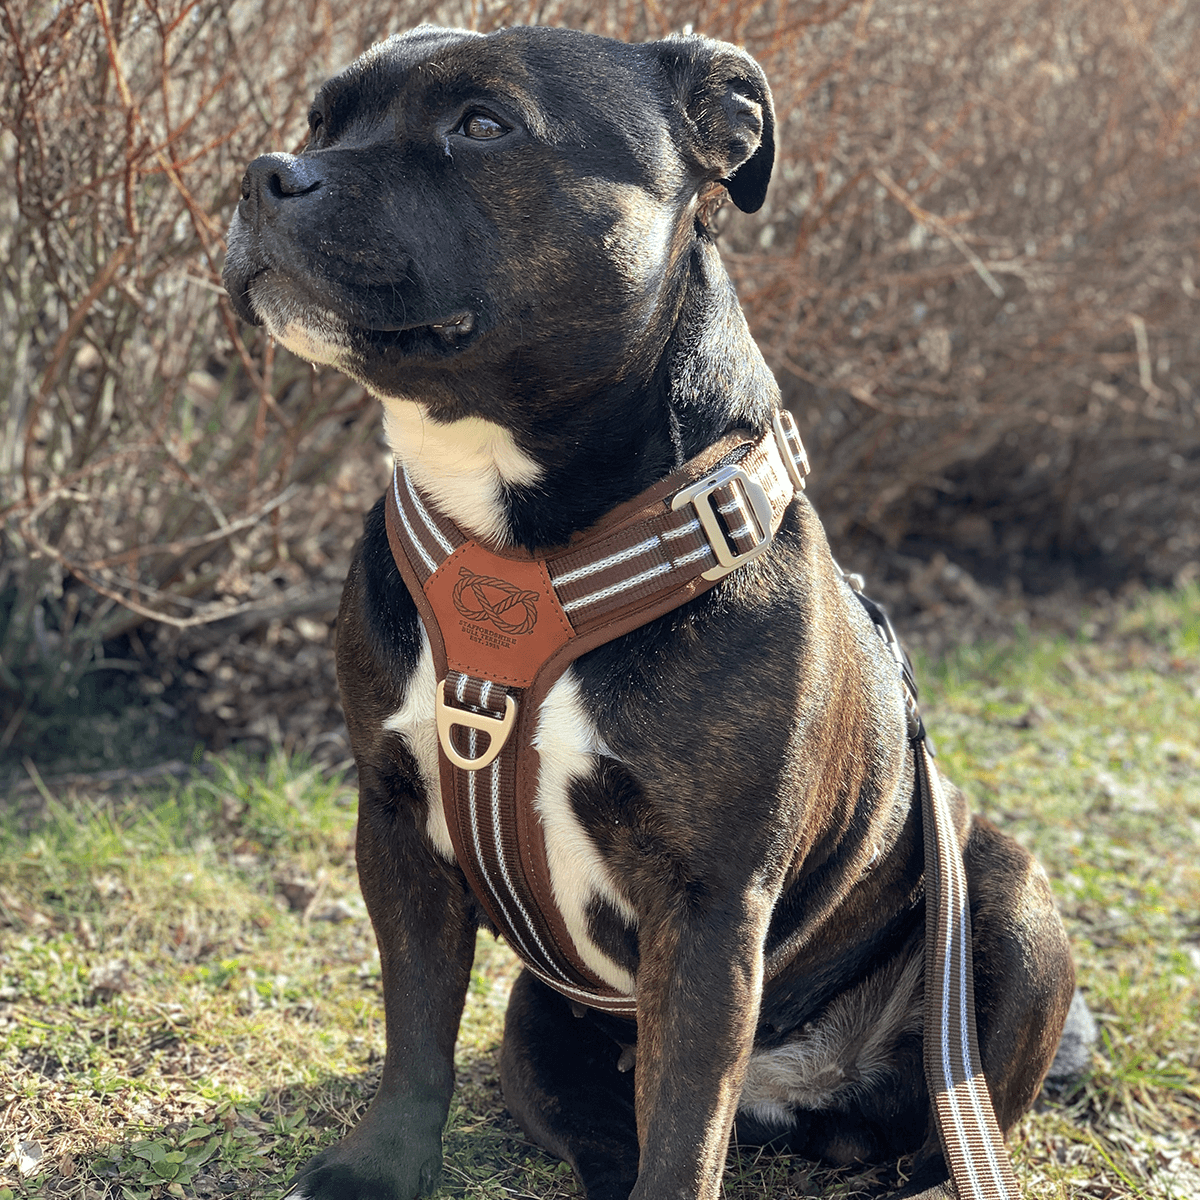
[385,416,807,1012]
[854,588,1020,1200]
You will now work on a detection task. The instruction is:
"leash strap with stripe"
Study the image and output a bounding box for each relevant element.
[918,739,1020,1200]
[385,413,809,1014]
[855,589,1020,1200]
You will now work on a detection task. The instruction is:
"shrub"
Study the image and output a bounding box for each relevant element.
[2,0,1197,762]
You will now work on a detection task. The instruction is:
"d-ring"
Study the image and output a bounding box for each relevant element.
[435,681,517,771]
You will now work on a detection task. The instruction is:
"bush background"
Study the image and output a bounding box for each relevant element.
[2,0,1199,773]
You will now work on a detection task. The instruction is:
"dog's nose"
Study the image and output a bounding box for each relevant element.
[238,153,322,225]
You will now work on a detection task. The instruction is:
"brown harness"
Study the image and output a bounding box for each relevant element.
[383,409,1019,1198]
[385,415,807,1012]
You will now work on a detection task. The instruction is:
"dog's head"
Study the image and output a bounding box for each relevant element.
[222,25,774,419]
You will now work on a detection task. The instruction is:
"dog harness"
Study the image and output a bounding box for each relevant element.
[385,414,807,1012]
[384,409,1019,1200]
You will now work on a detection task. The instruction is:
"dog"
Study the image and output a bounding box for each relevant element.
[222,24,1077,1200]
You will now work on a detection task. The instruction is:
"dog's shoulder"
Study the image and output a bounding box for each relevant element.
[336,494,425,732]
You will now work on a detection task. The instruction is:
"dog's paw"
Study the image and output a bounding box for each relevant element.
[284,1144,442,1200]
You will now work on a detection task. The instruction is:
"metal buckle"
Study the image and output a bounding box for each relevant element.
[435,681,517,771]
[671,463,774,581]
[772,409,811,492]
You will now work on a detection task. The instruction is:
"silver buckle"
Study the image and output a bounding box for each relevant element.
[772,409,811,492]
[671,464,774,581]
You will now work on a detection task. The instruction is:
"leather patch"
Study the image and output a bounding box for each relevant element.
[424,542,574,688]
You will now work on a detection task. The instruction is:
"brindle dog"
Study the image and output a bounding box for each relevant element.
[223,25,1076,1200]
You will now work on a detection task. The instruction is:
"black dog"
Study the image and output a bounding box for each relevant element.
[223,25,1076,1200]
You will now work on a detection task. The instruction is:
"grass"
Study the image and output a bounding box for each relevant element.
[1,586,1198,1199]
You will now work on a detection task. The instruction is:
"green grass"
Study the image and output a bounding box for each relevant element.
[1,586,1198,1199]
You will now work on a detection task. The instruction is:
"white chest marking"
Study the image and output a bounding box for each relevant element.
[382,636,636,994]
[382,635,453,859]
[378,399,543,546]
[532,672,637,995]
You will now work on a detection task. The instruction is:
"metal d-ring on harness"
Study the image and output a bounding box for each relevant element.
[385,409,1019,1200]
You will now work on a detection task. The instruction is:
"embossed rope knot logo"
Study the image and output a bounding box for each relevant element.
[452,567,540,636]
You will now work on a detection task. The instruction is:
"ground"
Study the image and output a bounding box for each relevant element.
[1,585,1198,1200]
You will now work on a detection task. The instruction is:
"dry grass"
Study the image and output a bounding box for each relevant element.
[1,587,1197,1198]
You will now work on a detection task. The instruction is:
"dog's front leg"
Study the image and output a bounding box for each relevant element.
[288,765,477,1200]
[629,893,773,1200]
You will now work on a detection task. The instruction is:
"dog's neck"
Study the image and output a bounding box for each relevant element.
[378,243,779,550]
[379,403,542,548]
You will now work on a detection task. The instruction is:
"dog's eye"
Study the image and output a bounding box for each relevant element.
[459,111,509,140]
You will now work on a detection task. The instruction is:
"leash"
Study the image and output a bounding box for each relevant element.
[853,587,1020,1200]
[385,408,1019,1196]
[917,736,1020,1200]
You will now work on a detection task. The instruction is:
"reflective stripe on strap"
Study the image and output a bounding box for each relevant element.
[917,738,1020,1200]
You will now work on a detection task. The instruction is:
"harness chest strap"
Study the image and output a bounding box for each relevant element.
[384,417,807,1012]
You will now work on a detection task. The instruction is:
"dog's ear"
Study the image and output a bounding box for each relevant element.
[654,34,775,214]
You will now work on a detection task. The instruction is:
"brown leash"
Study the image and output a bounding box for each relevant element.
[385,410,1019,1195]
[854,589,1020,1200]
[918,738,1020,1200]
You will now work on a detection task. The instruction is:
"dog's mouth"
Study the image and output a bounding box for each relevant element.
[359,309,477,349]
[233,265,480,361]
[271,274,479,353]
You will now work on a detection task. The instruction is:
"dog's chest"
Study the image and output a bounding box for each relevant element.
[383,632,637,995]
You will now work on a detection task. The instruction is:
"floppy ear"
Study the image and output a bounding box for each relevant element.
[654,34,775,214]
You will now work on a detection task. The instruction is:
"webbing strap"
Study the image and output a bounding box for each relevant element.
[855,587,1020,1199]
[385,418,808,1014]
[917,738,1020,1200]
